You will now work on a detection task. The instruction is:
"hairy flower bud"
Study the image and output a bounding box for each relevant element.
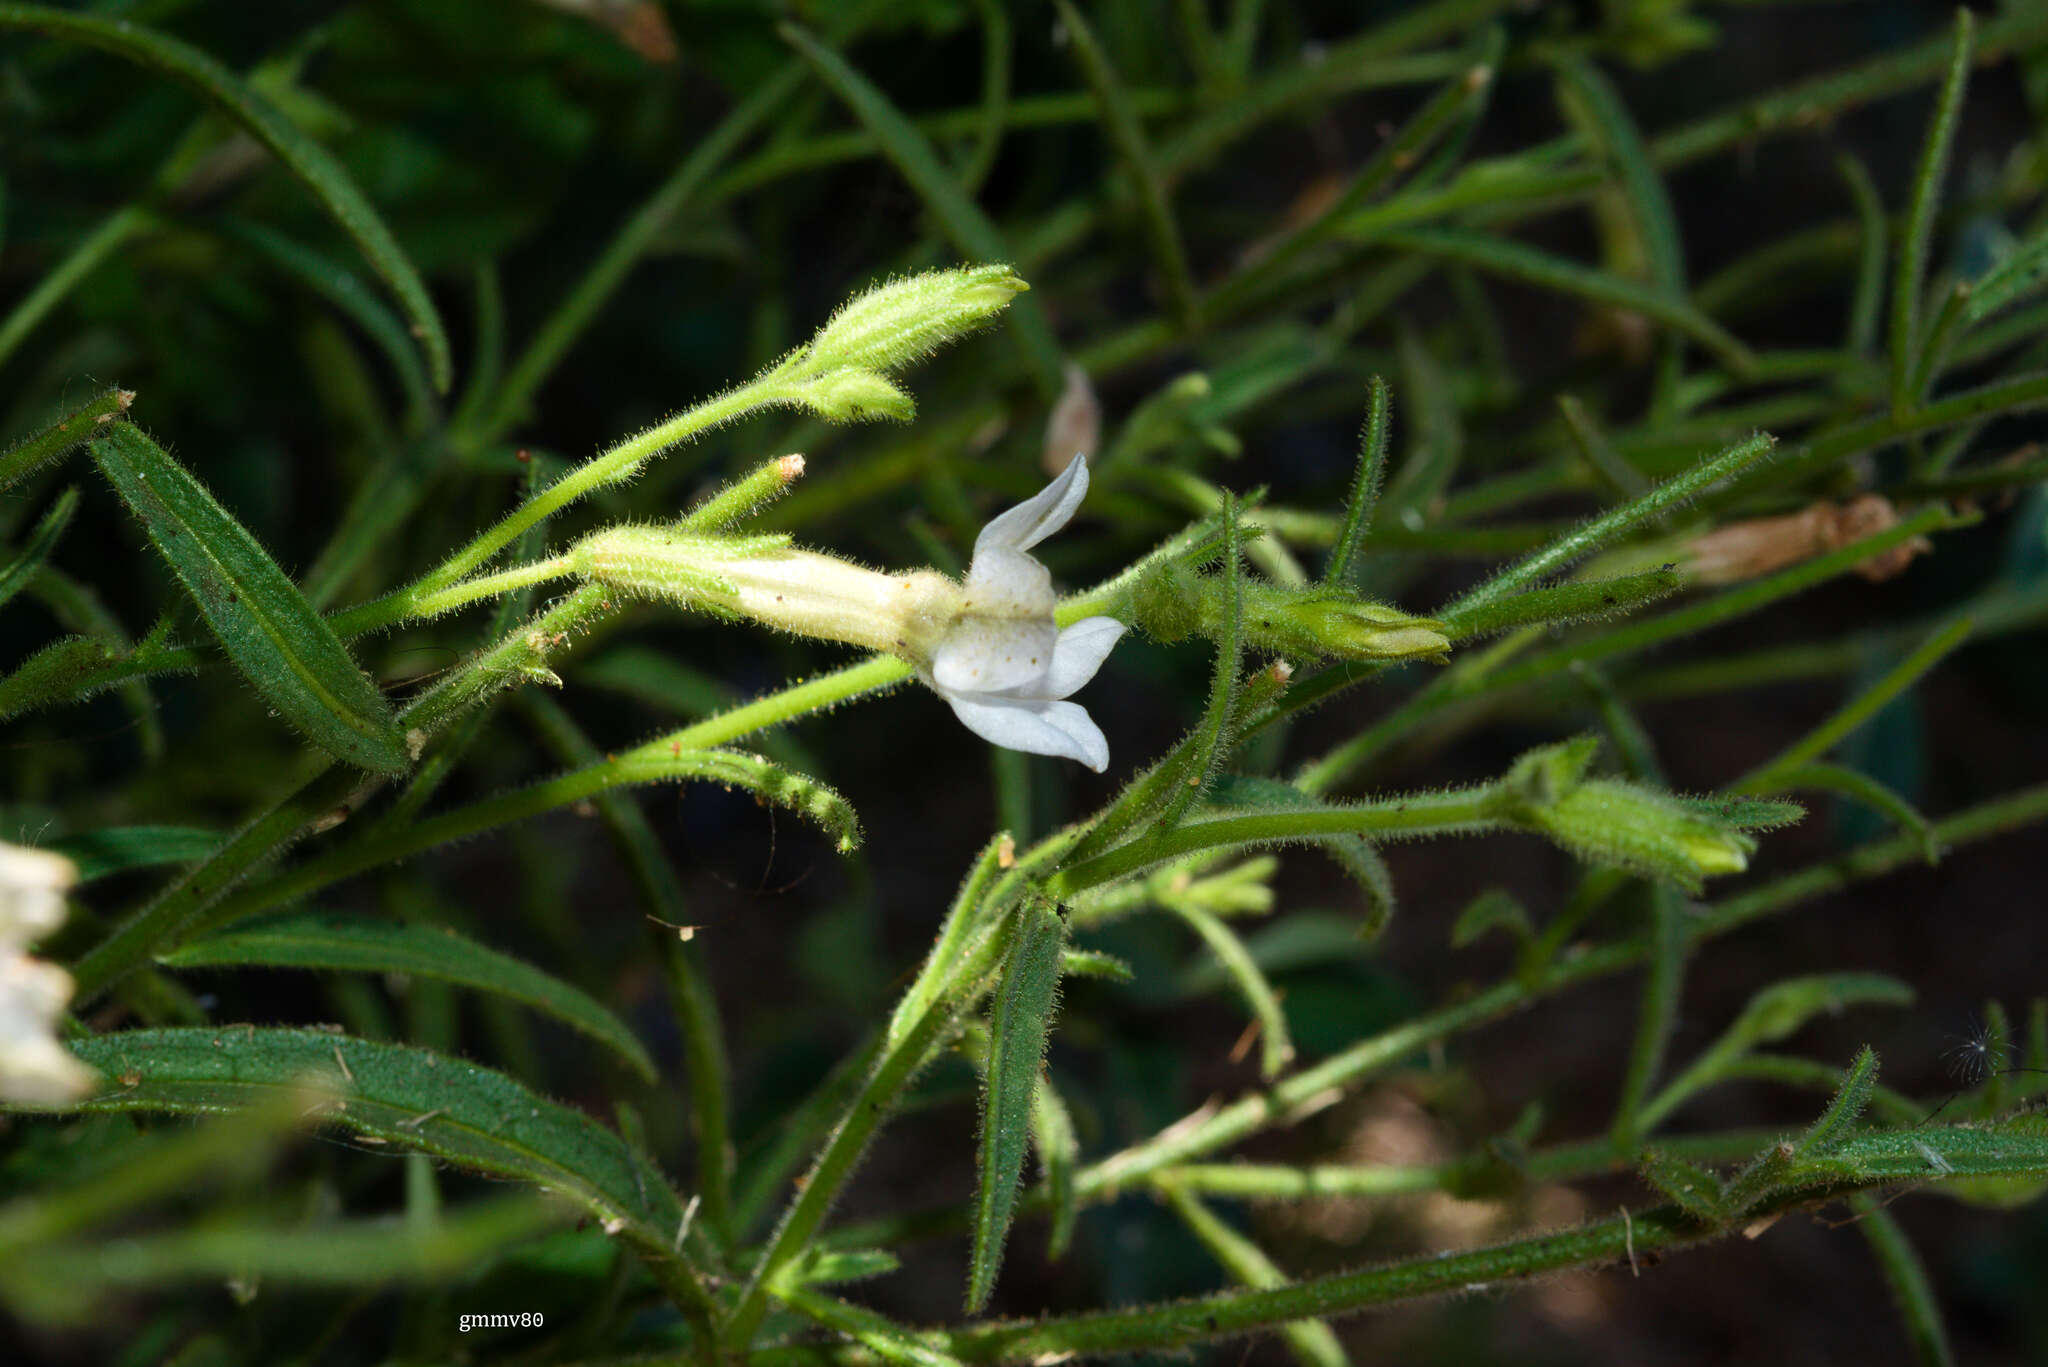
[1487,738,1794,891]
[801,265,1029,377]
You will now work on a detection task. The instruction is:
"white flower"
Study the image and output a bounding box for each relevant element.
[577,453,1128,770]
[1,840,97,1106]
[922,455,1126,772]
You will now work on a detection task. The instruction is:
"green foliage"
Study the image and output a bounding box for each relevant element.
[161,912,658,1079]
[967,896,1065,1311]
[90,422,409,772]
[5,3,2048,1363]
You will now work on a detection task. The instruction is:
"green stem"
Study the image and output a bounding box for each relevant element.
[1299,502,1965,794]
[370,555,575,626]
[0,387,135,494]
[0,205,151,372]
[1047,788,1502,898]
[726,913,1015,1344]
[1854,1197,1957,1367]
[1730,614,1973,794]
[409,376,791,604]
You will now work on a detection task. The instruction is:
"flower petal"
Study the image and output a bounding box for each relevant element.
[935,689,1110,772]
[961,544,1054,615]
[1044,616,1126,698]
[930,615,1059,694]
[974,454,1089,556]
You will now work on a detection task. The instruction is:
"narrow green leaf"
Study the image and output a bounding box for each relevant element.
[220,218,433,420]
[1732,615,1973,794]
[46,827,219,884]
[1154,497,1245,831]
[89,423,408,772]
[28,1028,712,1317]
[0,388,132,494]
[1553,51,1688,411]
[200,745,862,945]
[1446,431,1775,619]
[1611,885,1689,1150]
[0,5,450,391]
[1785,1117,2048,1190]
[782,22,1063,392]
[1054,0,1197,333]
[1320,835,1397,940]
[1061,948,1133,982]
[1890,8,1974,417]
[3,205,147,378]
[781,1285,966,1367]
[968,897,1066,1312]
[1638,1149,1728,1221]
[1376,227,1755,374]
[1792,1047,1879,1160]
[1221,40,1497,308]
[959,0,1012,194]
[0,488,77,611]
[161,912,656,1080]
[1907,280,1972,406]
[1642,973,1914,1131]
[1554,55,1685,302]
[1770,762,1939,864]
[1968,222,2048,321]
[1450,888,1532,950]
[1444,566,1683,641]
[1031,1070,1081,1260]
[1853,1196,1957,1367]
[792,1247,903,1288]
[1197,774,1396,933]
[1838,154,1888,355]
[1324,376,1392,589]
[1557,394,1648,497]
[1170,900,1294,1081]
[5,1197,560,1324]
[1378,325,1463,531]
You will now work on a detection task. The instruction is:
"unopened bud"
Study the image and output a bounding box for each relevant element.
[1240,584,1449,663]
[1489,738,1777,891]
[790,369,915,423]
[802,265,1028,377]
[680,454,809,530]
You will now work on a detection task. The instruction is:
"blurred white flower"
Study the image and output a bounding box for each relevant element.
[923,455,1126,772]
[1,840,97,1105]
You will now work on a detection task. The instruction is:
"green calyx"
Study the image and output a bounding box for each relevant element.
[1125,561,1449,663]
[1488,737,1802,890]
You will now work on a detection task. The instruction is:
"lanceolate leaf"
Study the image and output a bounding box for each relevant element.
[36,1029,708,1302]
[89,423,409,772]
[968,898,1066,1312]
[0,487,78,611]
[46,826,219,883]
[0,4,451,391]
[161,912,657,1080]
